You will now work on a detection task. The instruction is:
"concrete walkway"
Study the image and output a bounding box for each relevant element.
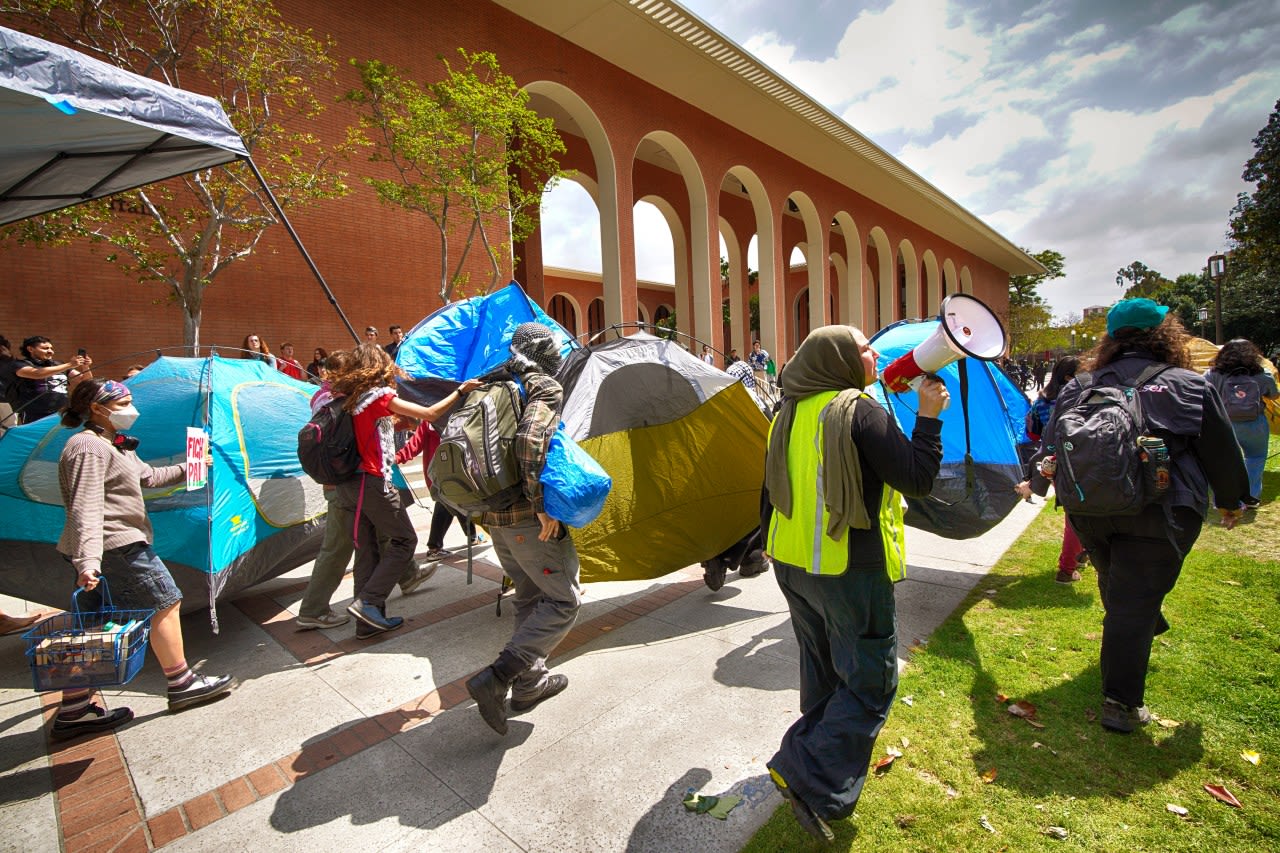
[0,497,1040,852]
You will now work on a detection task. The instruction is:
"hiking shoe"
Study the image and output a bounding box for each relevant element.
[1055,568,1082,584]
[510,674,568,714]
[295,610,350,630]
[768,764,834,844]
[703,562,727,591]
[51,704,134,741]
[355,621,382,640]
[466,666,510,735]
[399,560,440,595]
[420,547,450,563]
[1100,699,1152,733]
[347,599,404,633]
[738,557,769,578]
[168,674,235,712]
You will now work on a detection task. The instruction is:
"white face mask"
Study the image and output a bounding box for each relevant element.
[108,404,140,431]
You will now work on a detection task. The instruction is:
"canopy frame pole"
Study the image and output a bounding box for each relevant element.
[242,156,359,343]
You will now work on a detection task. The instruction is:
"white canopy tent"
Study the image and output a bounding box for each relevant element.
[0,24,356,339]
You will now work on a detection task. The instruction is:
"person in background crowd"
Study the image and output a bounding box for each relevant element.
[54,378,235,738]
[0,335,19,428]
[1206,337,1278,506]
[14,336,92,424]
[726,348,740,365]
[701,345,715,365]
[465,323,580,736]
[1029,299,1252,734]
[748,340,770,379]
[1015,356,1086,583]
[276,342,305,381]
[241,334,275,368]
[328,344,481,635]
[305,348,327,383]
[123,365,145,380]
[760,325,946,842]
[363,326,379,345]
[385,325,405,361]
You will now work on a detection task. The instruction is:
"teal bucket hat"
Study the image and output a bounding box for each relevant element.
[1106,298,1170,335]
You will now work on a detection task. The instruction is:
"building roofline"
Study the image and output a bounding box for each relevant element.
[495,0,1046,276]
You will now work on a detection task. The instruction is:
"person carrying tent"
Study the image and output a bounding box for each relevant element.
[53,379,235,738]
[465,323,581,736]
[760,325,947,842]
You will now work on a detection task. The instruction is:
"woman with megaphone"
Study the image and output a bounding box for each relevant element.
[759,324,947,842]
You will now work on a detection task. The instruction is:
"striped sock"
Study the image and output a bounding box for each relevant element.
[164,662,194,691]
[57,689,94,720]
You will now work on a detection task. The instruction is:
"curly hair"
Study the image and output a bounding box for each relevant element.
[241,333,271,357]
[330,343,402,410]
[1090,315,1193,371]
[1212,338,1264,376]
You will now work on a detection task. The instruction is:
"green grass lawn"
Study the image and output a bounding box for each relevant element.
[744,436,1280,852]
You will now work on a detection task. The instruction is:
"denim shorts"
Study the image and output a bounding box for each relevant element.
[77,542,183,612]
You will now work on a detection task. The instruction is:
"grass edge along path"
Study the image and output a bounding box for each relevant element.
[744,444,1279,852]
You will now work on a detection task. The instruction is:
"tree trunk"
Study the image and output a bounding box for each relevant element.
[182,292,203,354]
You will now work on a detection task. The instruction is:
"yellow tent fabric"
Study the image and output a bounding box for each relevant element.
[1187,336,1279,435]
[573,382,768,582]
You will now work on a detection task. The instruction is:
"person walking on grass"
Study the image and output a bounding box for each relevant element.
[53,379,234,739]
[1030,299,1252,734]
[760,325,947,842]
[327,344,480,636]
[466,323,580,736]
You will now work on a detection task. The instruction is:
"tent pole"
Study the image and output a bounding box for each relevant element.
[242,156,360,343]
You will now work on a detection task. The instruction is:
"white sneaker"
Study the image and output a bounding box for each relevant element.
[400,560,440,594]
[295,610,351,630]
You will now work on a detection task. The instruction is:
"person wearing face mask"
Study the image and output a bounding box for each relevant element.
[51,379,235,740]
[14,335,92,424]
[759,326,948,842]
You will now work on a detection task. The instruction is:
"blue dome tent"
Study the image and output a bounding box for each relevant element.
[0,356,325,612]
[867,319,1031,539]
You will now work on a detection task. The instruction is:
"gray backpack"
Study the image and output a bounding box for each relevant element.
[427,377,526,517]
[1049,364,1170,517]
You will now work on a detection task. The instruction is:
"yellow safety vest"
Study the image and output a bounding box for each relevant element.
[765,391,908,581]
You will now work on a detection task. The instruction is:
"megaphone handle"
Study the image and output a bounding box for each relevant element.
[907,374,951,411]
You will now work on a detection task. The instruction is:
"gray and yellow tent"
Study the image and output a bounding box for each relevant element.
[558,333,770,582]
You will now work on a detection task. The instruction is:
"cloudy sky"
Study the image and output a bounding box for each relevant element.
[539,0,1280,321]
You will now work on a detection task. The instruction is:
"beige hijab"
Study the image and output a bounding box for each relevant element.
[764,325,872,537]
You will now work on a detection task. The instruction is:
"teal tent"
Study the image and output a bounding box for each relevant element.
[0,356,325,611]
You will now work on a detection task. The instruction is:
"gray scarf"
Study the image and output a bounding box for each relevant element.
[764,326,871,538]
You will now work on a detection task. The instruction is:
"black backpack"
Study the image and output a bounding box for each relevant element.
[1049,363,1170,517]
[297,398,361,485]
[1212,373,1263,422]
[428,378,526,517]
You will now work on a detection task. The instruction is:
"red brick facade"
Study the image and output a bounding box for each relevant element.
[0,0,1008,375]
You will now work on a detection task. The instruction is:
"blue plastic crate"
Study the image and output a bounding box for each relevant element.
[23,580,154,692]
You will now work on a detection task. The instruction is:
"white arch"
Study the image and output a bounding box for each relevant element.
[719,218,747,354]
[832,212,863,328]
[636,131,712,345]
[960,266,974,295]
[898,239,920,320]
[922,249,941,315]
[728,166,779,362]
[787,191,826,350]
[943,258,959,296]
[867,226,892,333]
[637,194,688,334]
[526,82,624,325]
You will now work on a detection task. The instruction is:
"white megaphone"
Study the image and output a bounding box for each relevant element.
[881,294,1007,405]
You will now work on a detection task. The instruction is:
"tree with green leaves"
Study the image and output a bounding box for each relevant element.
[1005,248,1064,356]
[346,51,566,305]
[0,0,350,348]
[1225,99,1280,356]
[1115,260,1170,300]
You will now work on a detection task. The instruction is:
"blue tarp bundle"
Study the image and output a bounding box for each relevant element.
[868,319,1030,539]
[0,356,325,611]
[395,282,577,404]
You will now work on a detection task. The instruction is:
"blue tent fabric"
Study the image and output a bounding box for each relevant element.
[868,319,1030,539]
[0,356,325,611]
[396,282,577,405]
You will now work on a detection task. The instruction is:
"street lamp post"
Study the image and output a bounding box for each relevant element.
[1070,329,1076,352]
[1208,254,1227,344]
[1197,306,1209,339]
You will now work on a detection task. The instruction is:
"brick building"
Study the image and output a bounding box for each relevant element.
[0,0,1041,374]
